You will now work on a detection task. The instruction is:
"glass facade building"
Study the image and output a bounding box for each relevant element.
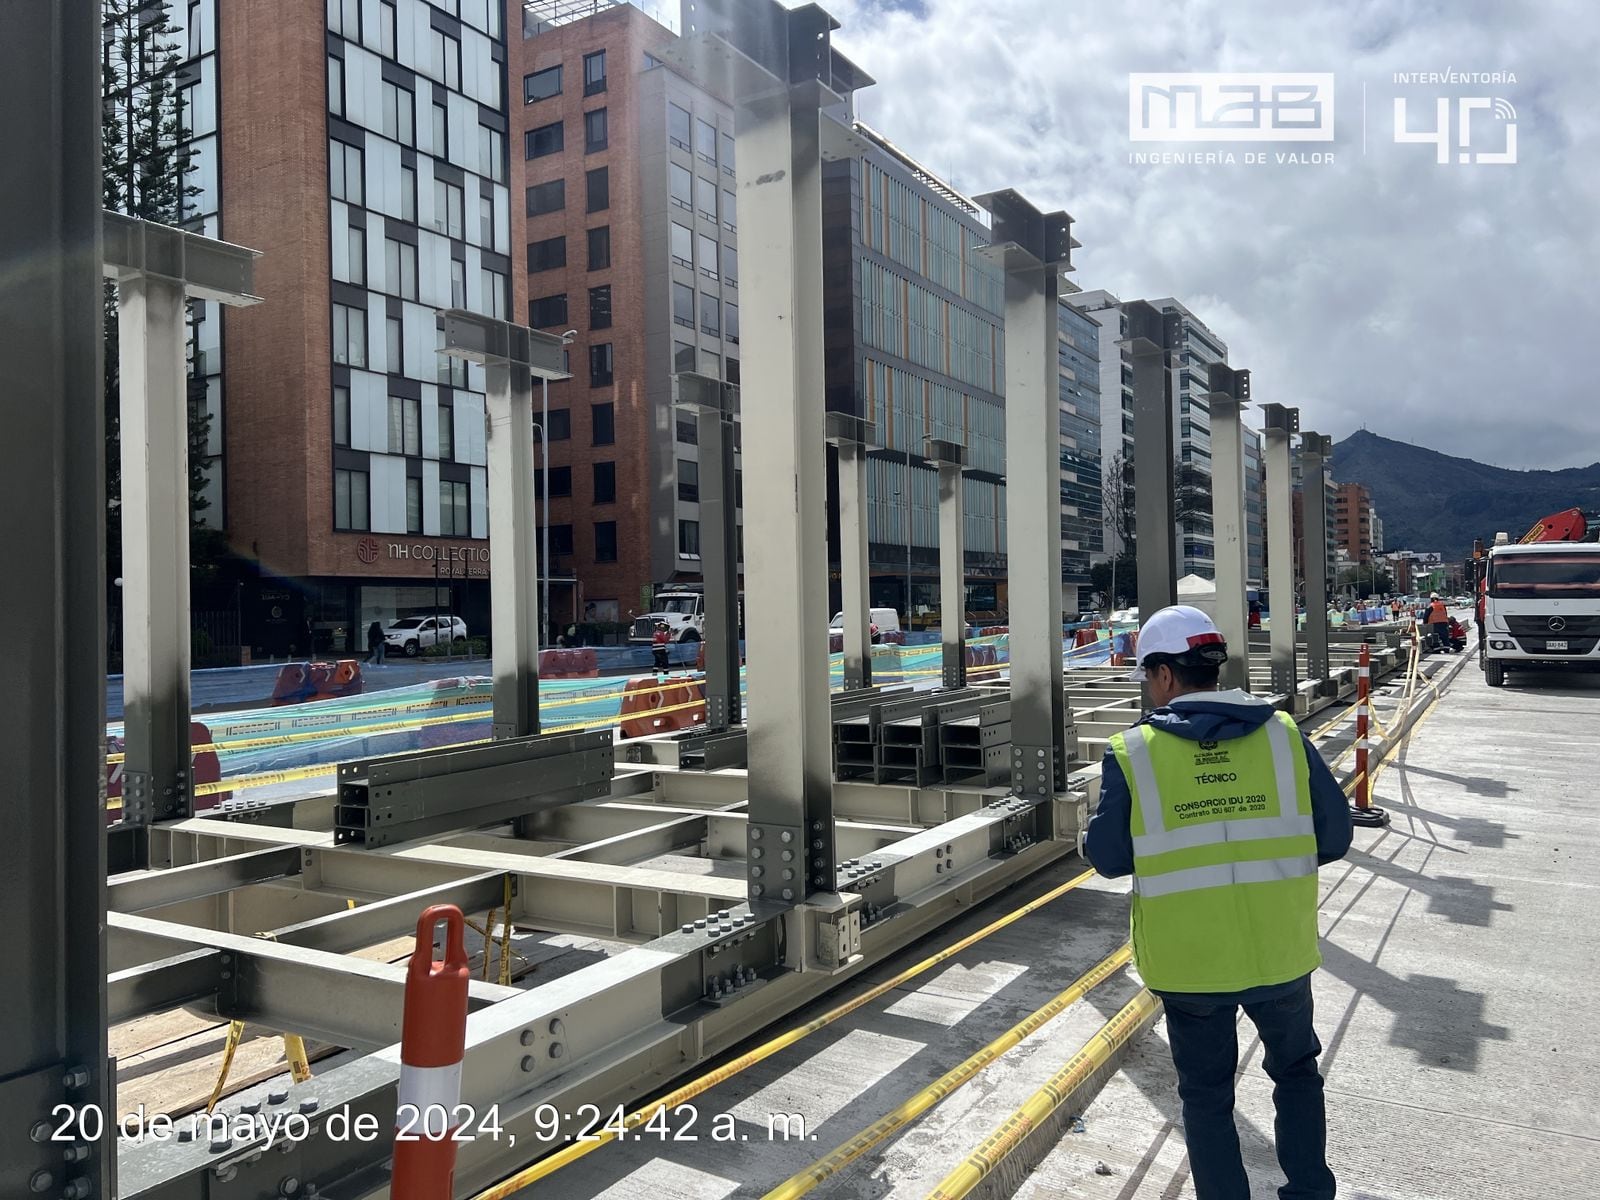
[1058,300,1103,612]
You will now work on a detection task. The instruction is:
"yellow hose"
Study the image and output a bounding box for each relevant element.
[465,868,1099,1200]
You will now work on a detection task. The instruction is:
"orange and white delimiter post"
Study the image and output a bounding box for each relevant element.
[393,905,471,1200]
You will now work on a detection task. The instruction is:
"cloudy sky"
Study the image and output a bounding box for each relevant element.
[811,0,1598,471]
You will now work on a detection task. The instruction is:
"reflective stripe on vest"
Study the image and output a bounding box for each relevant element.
[1134,852,1318,899]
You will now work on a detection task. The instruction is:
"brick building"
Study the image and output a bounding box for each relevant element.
[1333,480,1375,564]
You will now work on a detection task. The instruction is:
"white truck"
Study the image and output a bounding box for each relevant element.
[1481,541,1600,687]
[629,588,746,645]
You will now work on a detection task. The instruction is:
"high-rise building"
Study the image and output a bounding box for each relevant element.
[1065,290,1131,569]
[156,0,513,656]
[1057,299,1103,613]
[1333,481,1375,564]
[1243,426,1265,588]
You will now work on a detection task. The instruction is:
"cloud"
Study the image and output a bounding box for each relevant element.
[822,0,1600,470]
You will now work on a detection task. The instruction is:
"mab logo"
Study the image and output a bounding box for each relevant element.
[1129,73,1335,142]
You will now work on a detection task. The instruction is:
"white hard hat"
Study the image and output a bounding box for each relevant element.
[1129,605,1228,682]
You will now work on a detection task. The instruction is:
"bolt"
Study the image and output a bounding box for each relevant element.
[680,923,693,934]
[780,849,793,862]
[814,874,826,885]
[520,1055,536,1072]
[211,1134,233,1152]
[240,1100,261,1115]
[812,820,823,831]
[521,1028,535,1046]
[268,1088,289,1104]
[63,1180,93,1200]
[935,862,943,874]
[280,1179,301,1198]
[779,830,793,843]
[752,883,765,897]
[812,857,824,868]
[717,909,729,920]
[694,917,707,927]
[751,847,764,860]
[935,847,943,858]
[62,1067,90,1089]
[178,1124,195,1143]
[298,1098,318,1114]
[549,1019,564,1038]
[782,888,794,901]
[28,1169,53,1194]
[549,1042,565,1059]
[29,1121,50,1143]
[812,839,823,850]
[706,926,717,937]
[751,865,764,878]
[214,1165,238,1183]
[750,827,763,840]
[781,869,794,881]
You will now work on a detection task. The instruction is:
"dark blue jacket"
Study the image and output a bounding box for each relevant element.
[1084,688,1353,1002]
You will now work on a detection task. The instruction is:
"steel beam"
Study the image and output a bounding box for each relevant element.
[928,438,968,688]
[1262,404,1301,696]
[1,3,113,1194]
[1207,364,1253,691]
[1300,431,1332,683]
[678,372,742,727]
[440,311,570,739]
[976,189,1078,799]
[108,845,302,913]
[827,413,874,689]
[1125,300,1181,619]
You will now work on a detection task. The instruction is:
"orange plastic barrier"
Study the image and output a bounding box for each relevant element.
[617,675,706,739]
[271,662,315,705]
[315,659,363,701]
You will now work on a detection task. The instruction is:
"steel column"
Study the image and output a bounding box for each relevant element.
[679,373,742,727]
[1262,404,1301,697]
[1125,301,1180,618]
[0,2,112,1193]
[1300,431,1332,683]
[827,413,873,690]
[928,440,968,688]
[1207,364,1252,691]
[976,190,1078,798]
[440,313,570,739]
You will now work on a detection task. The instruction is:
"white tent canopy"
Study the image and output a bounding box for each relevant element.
[1176,573,1217,618]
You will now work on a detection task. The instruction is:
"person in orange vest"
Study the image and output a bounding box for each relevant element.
[1425,593,1450,651]
[651,621,671,674]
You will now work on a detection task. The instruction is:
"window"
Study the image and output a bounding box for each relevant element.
[585,166,609,212]
[333,303,366,367]
[589,343,613,388]
[669,163,692,210]
[406,476,422,534]
[439,479,470,536]
[678,459,699,503]
[329,140,363,204]
[335,468,370,531]
[700,349,720,379]
[435,179,464,238]
[679,519,700,557]
[673,341,695,374]
[546,408,570,440]
[480,126,505,183]
[431,29,460,89]
[528,236,566,272]
[584,108,608,153]
[382,81,414,144]
[388,394,421,455]
[450,258,466,308]
[591,402,614,445]
[670,222,692,267]
[672,282,694,327]
[535,465,571,497]
[386,238,417,299]
[697,175,717,222]
[400,165,416,222]
[723,190,736,231]
[588,285,611,330]
[386,316,402,372]
[483,269,506,319]
[432,102,448,159]
[524,64,561,103]
[699,292,719,335]
[668,103,691,149]
[530,294,568,327]
[587,225,610,270]
[346,225,366,284]
[726,357,739,386]
[333,385,351,446]
[721,131,735,176]
[583,50,606,96]
[698,233,718,280]
[549,523,574,555]
[696,118,716,163]
[593,520,618,562]
[721,241,737,284]
[479,195,494,246]
[378,0,396,57]
[328,0,361,37]
[436,326,467,388]
[328,56,345,117]
[676,415,698,444]
[525,120,563,158]
[593,461,616,504]
[526,179,565,216]
[725,302,739,343]
[437,403,454,460]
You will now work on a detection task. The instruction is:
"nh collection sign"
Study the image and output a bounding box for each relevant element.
[354,536,490,575]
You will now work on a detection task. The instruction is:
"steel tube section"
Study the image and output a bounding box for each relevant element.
[828,415,874,690]
[1207,365,1252,692]
[930,440,968,689]
[108,845,303,913]
[1300,432,1332,683]
[1126,301,1179,619]
[977,189,1077,799]
[1262,404,1300,697]
[680,373,742,727]
[1,3,113,1194]
[440,312,570,740]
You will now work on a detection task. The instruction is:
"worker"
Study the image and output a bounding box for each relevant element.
[1085,605,1351,1200]
[1425,592,1450,651]
[651,620,671,674]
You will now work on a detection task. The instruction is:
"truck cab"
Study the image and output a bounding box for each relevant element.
[1482,541,1600,686]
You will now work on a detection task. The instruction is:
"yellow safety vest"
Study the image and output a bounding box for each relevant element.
[1109,711,1320,993]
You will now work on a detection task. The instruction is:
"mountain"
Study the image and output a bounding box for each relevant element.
[1328,430,1600,560]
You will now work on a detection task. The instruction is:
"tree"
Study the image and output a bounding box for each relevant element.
[102,0,205,588]
[1336,564,1396,598]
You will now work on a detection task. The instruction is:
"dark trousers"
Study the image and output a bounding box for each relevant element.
[652,646,669,672]
[1158,974,1335,1200]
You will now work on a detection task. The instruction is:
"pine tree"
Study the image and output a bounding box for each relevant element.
[101,0,206,587]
